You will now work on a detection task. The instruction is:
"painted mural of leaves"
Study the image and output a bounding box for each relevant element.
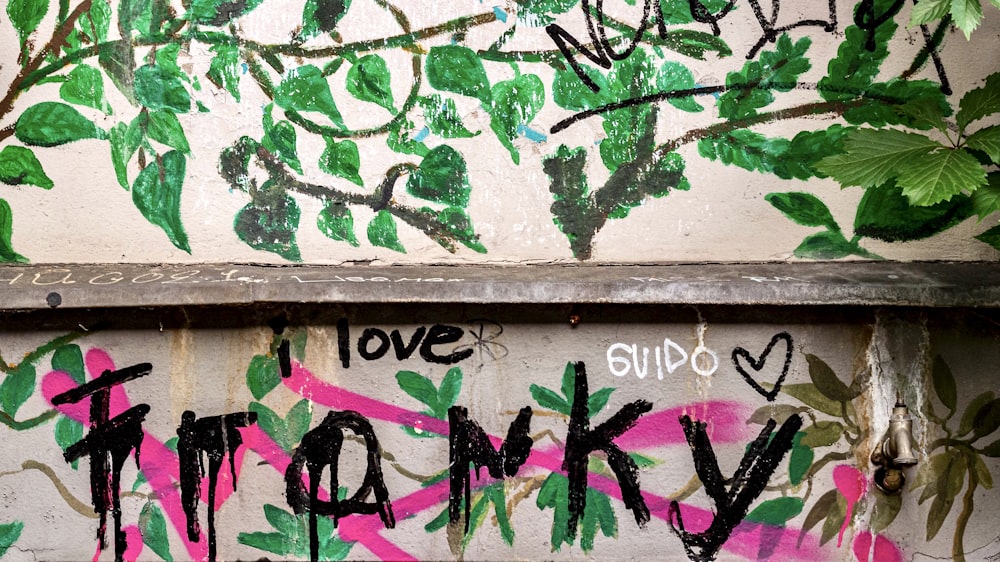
[238,503,353,559]
[966,126,1000,164]
[911,0,991,39]
[656,61,703,112]
[187,0,263,25]
[793,231,867,259]
[426,45,491,104]
[788,433,813,485]
[436,207,486,253]
[262,112,302,174]
[301,0,351,39]
[488,73,545,164]
[108,120,144,189]
[234,191,302,261]
[135,65,191,113]
[976,223,1000,251]
[139,502,173,562]
[799,420,844,448]
[0,146,53,189]
[245,354,280,400]
[815,129,939,189]
[0,521,23,558]
[367,209,405,253]
[317,201,359,247]
[972,398,1000,439]
[779,383,842,417]
[931,355,958,412]
[0,199,27,263]
[799,489,837,544]
[418,94,478,139]
[552,63,611,112]
[765,193,839,231]
[807,354,857,402]
[701,126,852,181]
[406,145,471,208]
[274,65,345,129]
[347,54,395,112]
[898,148,987,206]
[319,139,362,186]
[207,44,242,101]
[971,173,1000,219]
[78,0,112,43]
[55,415,84,469]
[7,0,46,61]
[15,102,103,147]
[818,2,894,102]
[132,150,191,253]
[514,0,578,25]
[60,65,113,114]
[854,180,973,242]
[747,404,809,426]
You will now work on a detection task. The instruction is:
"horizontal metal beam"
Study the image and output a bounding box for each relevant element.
[1,262,998,309]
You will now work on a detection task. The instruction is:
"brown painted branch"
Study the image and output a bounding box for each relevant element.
[953,464,977,562]
[0,0,95,124]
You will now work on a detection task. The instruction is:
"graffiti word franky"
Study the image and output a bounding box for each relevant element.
[335,319,474,368]
[607,338,720,378]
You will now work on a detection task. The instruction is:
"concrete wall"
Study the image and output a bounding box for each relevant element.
[0,303,998,561]
[0,1,998,264]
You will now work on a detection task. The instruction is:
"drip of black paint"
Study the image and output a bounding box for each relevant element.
[337,317,351,368]
[52,363,152,562]
[668,414,803,562]
[285,410,395,562]
[177,411,257,562]
[563,361,652,535]
[448,405,533,531]
[854,0,906,51]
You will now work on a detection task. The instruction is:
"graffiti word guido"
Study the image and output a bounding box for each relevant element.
[607,339,719,378]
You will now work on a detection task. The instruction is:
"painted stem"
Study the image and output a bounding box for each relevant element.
[953,466,976,562]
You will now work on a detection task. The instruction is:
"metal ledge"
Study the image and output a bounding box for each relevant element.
[1,262,999,310]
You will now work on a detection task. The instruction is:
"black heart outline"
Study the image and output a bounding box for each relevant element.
[732,332,793,401]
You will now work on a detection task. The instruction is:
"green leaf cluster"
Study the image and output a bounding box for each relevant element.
[238,503,353,559]
[396,368,461,437]
[529,362,614,418]
[717,34,812,121]
[537,473,617,552]
[249,399,312,453]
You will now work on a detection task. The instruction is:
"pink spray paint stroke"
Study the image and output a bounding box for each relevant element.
[833,464,867,547]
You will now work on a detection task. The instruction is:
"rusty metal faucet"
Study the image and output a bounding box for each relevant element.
[871,400,918,494]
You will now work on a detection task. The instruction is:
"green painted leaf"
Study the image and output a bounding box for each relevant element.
[78,0,111,43]
[973,453,993,489]
[976,223,1000,251]
[406,145,471,207]
[514,0,578,25]
[960,391,996,437]
[60,64,112,114]
[237,531,291,556]
[747,404,808,426]
[820,7,894,102]
[274,65,345,129]
[146,111,190,153]
[793,231,859,259]
[843,80,951,129]
[139,502,173,562]
[819,494,847,546]
[854,179,973,242]
[0,521,24,558]
[800,489,837,542]
[132,151,190,252]
[418,94,478,138]
[15,102,103,147]
[958,73,1000,130]
[319,138,362,186]
[972,173,1000,219]
[788,434,813,485]
[207,44,242,101]
[486,482,515,546]
[931,355,957,411]
[799,420,844,448]
[926,493,954,541]
[301,0,350,38]
[1,363,35,416]
[317,201,359,247]
[780,383,842,417]
[386,117,429,156]
[135,65,191,113]
[367,210,405,253]
[246,354,280,400]
[437,367,462,413]
[262,113,302,174]
[537,473,574,550]
[656,61,702,112]
[395,370,439,413]
[7,0,46,49]
[745,496,804,525]
[426,45,491,104]
[51,344,85,383]
[973,398,1000,439]
[869,492,902,533]
[249,401,287,449]
[529,384,570,415]
[286,399,312,449]
[765,192,839,231]
[659,0,732,24]
[234,191,302,261]
[815,128,940,189]
[552,64,611,112]
[966,125,1000,164]
[807,354,856,401]
[587,387,615,418]
[55,416,84,469]
[347,54,394,111]
[581,487,617,551]
[896,147,987,206]
[108,119,144,189]
[0,145,53,189]
[489,73,545,164]
[980,438,1000,457]
[436,207,485,253]
[718,34,812,120]
[0,199,27,263]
